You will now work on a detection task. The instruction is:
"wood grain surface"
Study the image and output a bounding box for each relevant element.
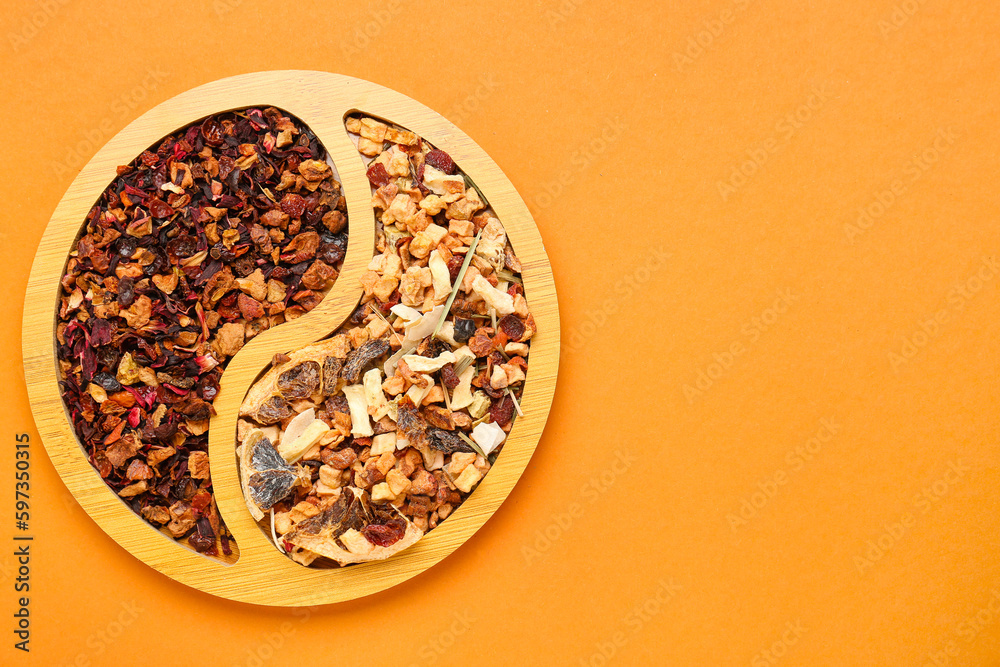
[21,71,558,605]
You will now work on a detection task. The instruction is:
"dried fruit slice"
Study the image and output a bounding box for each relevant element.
[240,337,350,421]
[283,487,422,565]
[238,429,297,521]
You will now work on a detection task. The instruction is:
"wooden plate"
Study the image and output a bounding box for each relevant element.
[21,71,559,605]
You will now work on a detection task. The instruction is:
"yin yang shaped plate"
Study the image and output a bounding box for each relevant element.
[22,71,558,605]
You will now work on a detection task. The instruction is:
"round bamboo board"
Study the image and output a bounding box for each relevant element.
[21,71,559,606]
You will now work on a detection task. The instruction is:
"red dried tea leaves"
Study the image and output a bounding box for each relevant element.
[56,107,348,557]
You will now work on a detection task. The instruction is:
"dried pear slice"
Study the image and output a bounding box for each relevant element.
[282,487,423,565]
[240,337,352,420]
[238,429,297,521]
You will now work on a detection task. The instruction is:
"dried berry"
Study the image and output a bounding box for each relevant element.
[166,234,198,259]
[280,193,307,218]
[361,518,407,547]
[490,395,515,426]
[498,314,525,340]
[439,363,460,389]
[424,149,456,174]
[366,162,392,188]
[117,276,136,308]
[201,117,224,146]
[148,198,174,218]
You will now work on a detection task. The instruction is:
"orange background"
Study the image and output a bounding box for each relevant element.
[3,1,1000,665]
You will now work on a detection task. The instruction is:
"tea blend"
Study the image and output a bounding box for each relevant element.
[236,115,535,566]
[56,107,348,557]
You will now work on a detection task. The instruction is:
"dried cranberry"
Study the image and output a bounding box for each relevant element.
[424,149,456,174]
[280,193,306,218]
[361,518,406,547]
[366,162,392,187]
[498,314,525,340]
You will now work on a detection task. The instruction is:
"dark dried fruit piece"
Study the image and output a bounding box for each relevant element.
[424,149,456,175]
[366,163,392,188]
[453,318,476,343]
[361,518,407,547]
[241,431,298,515]
[498,314,525,341]
[148,198,174,218]
[490,395,515,426]
[439,364,460,389]
[280,193,307,218]
[322,357,342,397]
[427,427,475,454]
[423,405,455,430]
[276,361,321,399]
[248,470,297,512]
[92,371,122,393]
[447,255,464,282]
[256,395,295,424]
[341,339,390,384]
[396,398,429,449]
